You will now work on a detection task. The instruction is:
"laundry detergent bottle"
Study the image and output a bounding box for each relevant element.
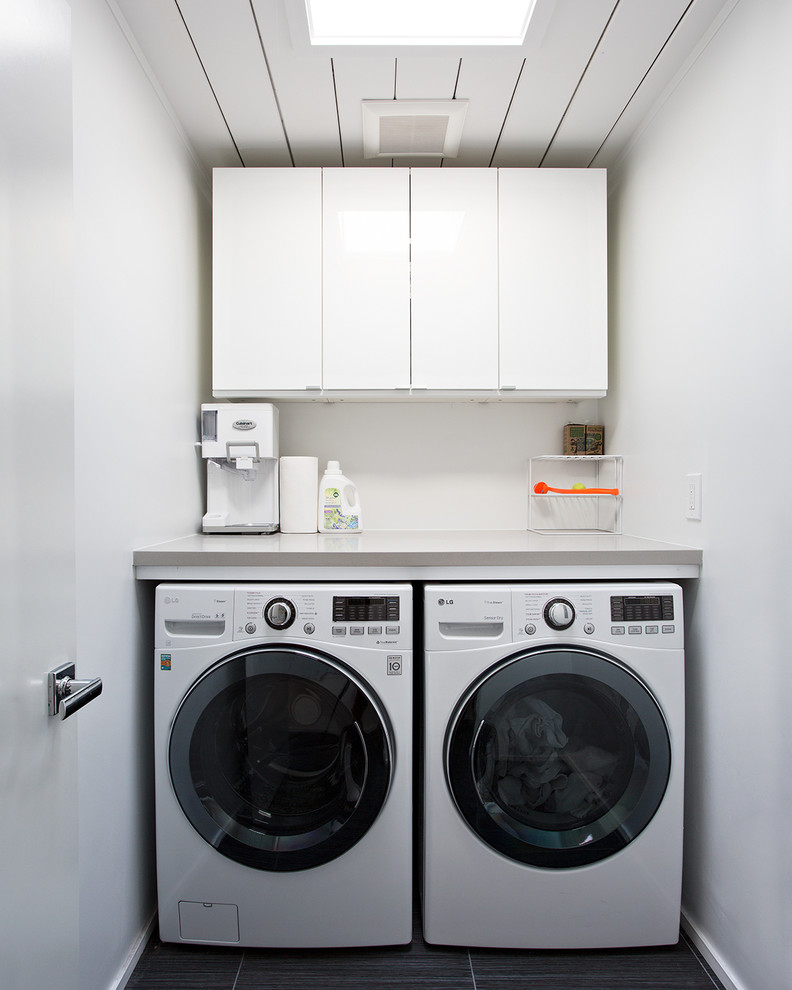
[318,461,363,533]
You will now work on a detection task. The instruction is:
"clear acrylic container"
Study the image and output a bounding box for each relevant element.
[529,455,623,534]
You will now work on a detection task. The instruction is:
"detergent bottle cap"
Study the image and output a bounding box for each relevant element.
[325,460,341,474]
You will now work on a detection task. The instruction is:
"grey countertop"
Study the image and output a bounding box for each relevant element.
[133,530,702,581]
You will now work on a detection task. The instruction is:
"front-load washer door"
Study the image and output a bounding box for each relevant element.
[168,645,393,872]
[446,647,671,869]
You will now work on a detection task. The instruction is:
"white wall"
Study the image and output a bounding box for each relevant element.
[602,1,792,987]
[70,0,208,986]
[280,399,601,530]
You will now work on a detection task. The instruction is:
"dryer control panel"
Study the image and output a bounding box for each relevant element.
[424,583,683,651]
[512,585,682,646]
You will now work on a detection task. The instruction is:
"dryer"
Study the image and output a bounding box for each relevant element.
[422,582,684,949]
[154,583,412,948]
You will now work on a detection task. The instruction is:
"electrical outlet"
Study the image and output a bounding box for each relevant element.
[686,473,702,521]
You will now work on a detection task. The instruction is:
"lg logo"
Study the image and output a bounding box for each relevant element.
[438,598,454,606]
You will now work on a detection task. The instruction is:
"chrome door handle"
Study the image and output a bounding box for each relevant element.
[47,662,103,720]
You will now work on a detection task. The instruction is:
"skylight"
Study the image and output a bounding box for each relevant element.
[303,0,538,46]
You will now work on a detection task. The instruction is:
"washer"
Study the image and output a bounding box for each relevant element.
[422,582,684,949]
[154,583,412,948]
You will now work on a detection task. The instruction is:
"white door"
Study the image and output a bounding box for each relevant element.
[0,2,79,988]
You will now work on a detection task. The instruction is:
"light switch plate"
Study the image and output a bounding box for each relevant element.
[686,473,702,521]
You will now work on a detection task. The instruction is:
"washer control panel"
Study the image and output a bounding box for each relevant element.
[231,585,411,648]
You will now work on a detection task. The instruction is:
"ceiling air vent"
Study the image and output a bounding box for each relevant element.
[362,100,468,159]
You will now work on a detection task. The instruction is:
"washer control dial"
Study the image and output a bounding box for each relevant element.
[544,598,576,630]
[264,597,296,630]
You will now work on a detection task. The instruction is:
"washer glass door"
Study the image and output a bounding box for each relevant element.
[446,647,671,868]
[169,646,392,871]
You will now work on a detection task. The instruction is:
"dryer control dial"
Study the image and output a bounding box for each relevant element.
[544,598,576,630]
[265,597,296,630]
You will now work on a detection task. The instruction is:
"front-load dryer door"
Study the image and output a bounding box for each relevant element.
[446,647,671,868]
[168,646,393,872]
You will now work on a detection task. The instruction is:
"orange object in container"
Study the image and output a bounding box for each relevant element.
[533,482,620,496]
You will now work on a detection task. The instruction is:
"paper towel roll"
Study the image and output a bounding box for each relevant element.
[279,456,319,533]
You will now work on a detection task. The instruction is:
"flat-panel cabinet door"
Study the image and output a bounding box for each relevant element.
[498,169,608,391]
[411,169,499,389]
[322,168,410,389]
[212,168,322,393]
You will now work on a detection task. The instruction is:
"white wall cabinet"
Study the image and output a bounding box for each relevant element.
[213,168,322,393]
[322,168,410,389]
[411,169,499,389]
[499,169,608,392]
[212,167,607,399]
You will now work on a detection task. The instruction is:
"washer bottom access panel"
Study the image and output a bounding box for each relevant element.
[155,583,412,948]
[422,582,684,949]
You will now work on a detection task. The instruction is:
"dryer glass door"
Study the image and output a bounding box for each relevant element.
[446,647,671,868]
[169,646,392,871]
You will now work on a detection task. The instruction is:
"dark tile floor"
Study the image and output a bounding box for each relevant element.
[126,910,726,990]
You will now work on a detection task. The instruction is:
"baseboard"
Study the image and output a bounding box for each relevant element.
[111,911,157,990]
[681,912,743,990]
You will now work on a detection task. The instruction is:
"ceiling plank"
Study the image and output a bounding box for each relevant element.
[452,56,526,167]
[542,0,695,167]
[251,0,342,166]
[394,56,460,98]
[492,0,618,167]
[177,0,290,167]
[112,0,241,169]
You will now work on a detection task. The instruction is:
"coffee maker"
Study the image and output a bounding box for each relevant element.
[200,403,279,534]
